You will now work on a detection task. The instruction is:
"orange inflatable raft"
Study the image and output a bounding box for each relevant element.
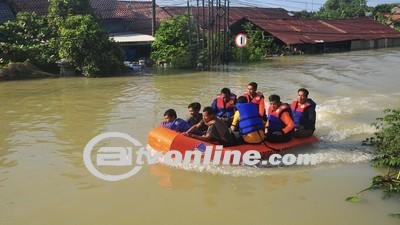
[147,128,319,160]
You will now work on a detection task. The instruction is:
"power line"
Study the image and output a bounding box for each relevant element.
[231,0,306,10]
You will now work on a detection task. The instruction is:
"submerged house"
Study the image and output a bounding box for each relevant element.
[162,6,294,31]
[89,0,169,61]
[2,0,400,58]
[3,0,169,61]
[162,6,400,53]
[230,17,400,54]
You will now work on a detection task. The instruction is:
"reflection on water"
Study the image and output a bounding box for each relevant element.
[1,48,400,225]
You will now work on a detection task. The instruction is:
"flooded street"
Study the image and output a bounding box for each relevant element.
[1,48,400,225]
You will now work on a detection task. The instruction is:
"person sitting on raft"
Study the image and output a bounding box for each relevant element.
[187,102,203,126]
[211,87,237,126]
[230,96,265,144]
[186,102,207,135]
[243,82,266,118]
[266,94,295,143]
[184,107,236,146]
[161,109,190,133]
[290,88,316,138]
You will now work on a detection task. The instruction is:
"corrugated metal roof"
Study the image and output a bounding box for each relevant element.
[161,6,293,33]
[6,1,400,45]
[9,0,49,15]
[162,6,293,24]
[93,0,169,20]
[229,7,292,21]
[249,17,400,45]
[7,0,170,35]
[8,0,170,20]
[0,2,15,24]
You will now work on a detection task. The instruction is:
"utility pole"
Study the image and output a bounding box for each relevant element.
[197,0,200,45]
[152,0,156,36]
[187,0,191,51]
[201,0,229,69]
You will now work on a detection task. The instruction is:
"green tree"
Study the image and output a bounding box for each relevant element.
[373,4,400,31]
[373,3,398,16]
[48,0,124,76]
[366,109,400,170]
[58,15,124,76]
[48,0,91,20]
[316,0,368,19]
[232,22,282,63]
[348,109,400,217]
[151,15,197,68]
[0,12,58,71]
[48,0,92,30]
[293,10,317,19]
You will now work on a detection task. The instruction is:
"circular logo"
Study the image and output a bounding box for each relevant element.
[234,33,248,48]
[83,132,143,181]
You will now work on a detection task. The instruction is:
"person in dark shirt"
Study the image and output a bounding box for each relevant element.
[187,102,207,135]
[184,107,236,146]
[187,102,203,126]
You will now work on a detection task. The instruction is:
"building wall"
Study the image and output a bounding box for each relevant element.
[292,41,351,54]
[351,38,400,51]
[100,19,153,35]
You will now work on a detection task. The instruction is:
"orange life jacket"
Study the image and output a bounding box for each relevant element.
[243,91,264,105]
[267,103,292,132]
[215,94,237,118]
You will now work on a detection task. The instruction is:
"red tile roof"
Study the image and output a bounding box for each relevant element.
[249,17,400,45]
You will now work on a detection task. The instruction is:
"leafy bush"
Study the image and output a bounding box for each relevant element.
[58,15,124,76]
[48,0,91,20]
[316,0,368,19]
[366,109,400,199]
[0,12,58,71]
[151,15,198,69]
[293,10,317,19]
[0,0,124,76]
[373,3,398,17]
[365,109,400,169]
[348,109,400,216]
[232,22,283,63]
[373,4,400,32]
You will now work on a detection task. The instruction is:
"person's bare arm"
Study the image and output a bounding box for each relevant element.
[184,121,203,134]
[189,132,211,142]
